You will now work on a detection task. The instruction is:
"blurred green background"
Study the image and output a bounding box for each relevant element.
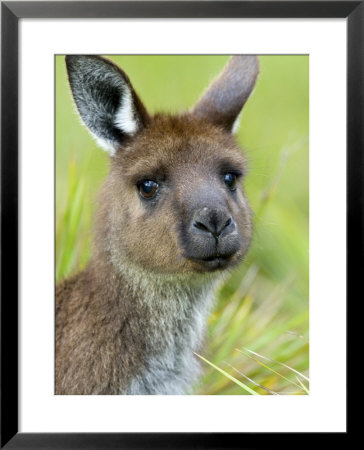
[56,55,309,395]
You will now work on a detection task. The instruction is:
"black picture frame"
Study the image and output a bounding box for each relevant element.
[1,1,358,448]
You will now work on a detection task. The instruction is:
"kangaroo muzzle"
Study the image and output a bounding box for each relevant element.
[182,189,243,271]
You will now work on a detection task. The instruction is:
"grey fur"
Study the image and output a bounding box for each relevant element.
[116,262,217,395]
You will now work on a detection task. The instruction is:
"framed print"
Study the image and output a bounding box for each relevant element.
[55,53,309,399]
[1,0,359,447]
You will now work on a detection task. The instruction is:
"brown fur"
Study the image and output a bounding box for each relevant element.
[56,262,146,394]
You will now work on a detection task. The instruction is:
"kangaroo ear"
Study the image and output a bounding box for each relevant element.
[65,55,149,155]
[192,56,259,133]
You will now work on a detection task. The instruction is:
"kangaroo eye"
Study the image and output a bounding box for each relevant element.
[138,180,158,199]
[223,173,237,190]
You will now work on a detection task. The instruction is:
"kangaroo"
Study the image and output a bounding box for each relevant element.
[56,55,259,395]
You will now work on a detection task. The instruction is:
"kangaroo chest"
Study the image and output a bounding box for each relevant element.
[124,285,214,395]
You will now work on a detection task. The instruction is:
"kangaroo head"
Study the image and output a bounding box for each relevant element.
[66,55,259,275]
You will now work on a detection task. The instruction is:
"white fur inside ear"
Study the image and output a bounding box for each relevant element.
[232,110,243,134]
[91,84,140,156]
[114,87,139,135]
[94,136,119,156]
[77,116,119,156]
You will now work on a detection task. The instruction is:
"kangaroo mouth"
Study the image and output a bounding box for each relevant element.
[188,254,234,271]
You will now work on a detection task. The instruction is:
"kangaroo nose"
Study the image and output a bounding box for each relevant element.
[192,207,235,239]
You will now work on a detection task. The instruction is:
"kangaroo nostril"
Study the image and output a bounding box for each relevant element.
[224,217,232,229]
[193,221,210,233]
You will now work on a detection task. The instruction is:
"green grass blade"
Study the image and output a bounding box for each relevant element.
[223,361,278,395]
[195,353,258,395]
[243,347,310,382]
[235,348,304,392]
[295,375,309,394]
